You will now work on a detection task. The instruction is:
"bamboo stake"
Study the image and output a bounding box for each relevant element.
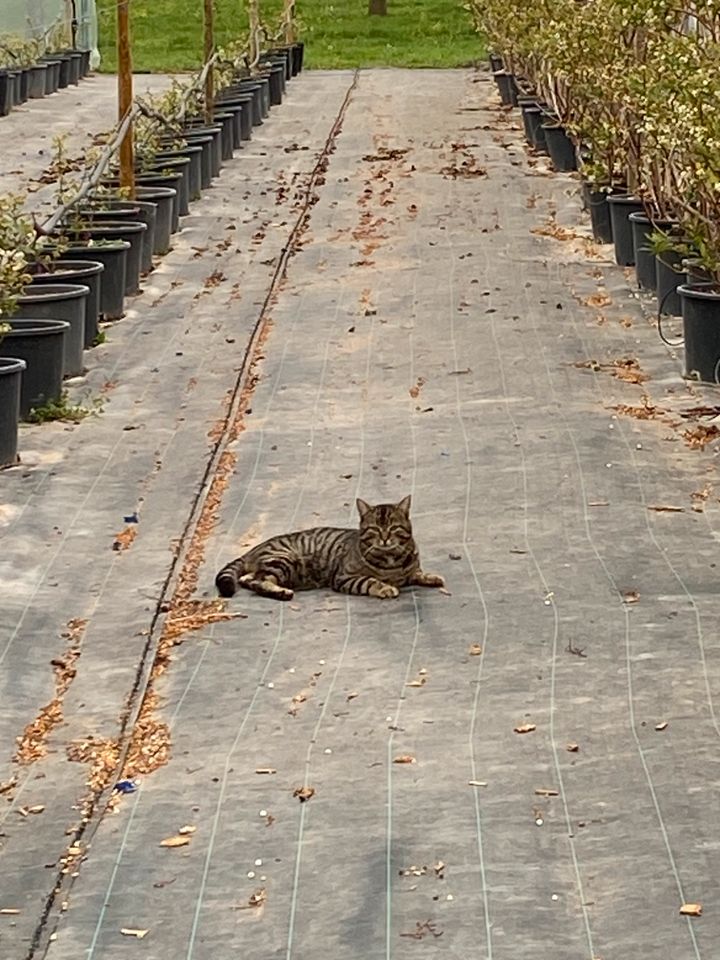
[117,0,135,196]
[203,0,215,123]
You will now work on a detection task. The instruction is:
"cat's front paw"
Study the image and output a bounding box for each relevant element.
[413,571,445,588]
[371,582,400,599]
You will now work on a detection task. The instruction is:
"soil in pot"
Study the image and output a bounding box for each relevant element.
[656,251,683,317]
[28,259,104,347]
[3,319,69,416]
[678,283,720,383]
[542,124,577,172]
[13,283,89,377]
[47,241,129,320]
[607,195,645,266]
[0,357,26,467]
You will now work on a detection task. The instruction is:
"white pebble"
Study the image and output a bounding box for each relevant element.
[609,423,614,429]
[386,716,393,722]
[254,858,262,866]
[319,659,326,665]
[259,810,267,817]
[446,894,454,901]
[324,748,332,754]
[260,875,267,881]
[267,682,274,689]
[535,818,544,826]
[247,871,256,879]
[606,463,612,468]
[636,443,642,450]
[551,894,559,901]
[289,667,295,674]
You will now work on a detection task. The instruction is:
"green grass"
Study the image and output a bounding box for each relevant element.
[95,0,483,73]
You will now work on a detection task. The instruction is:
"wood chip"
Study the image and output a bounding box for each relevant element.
[439,587,452,596]
[655,721,669,731]
[566,742,579,752]
[255,767,277,775]
[680,903,702,917]
[648,505,685,513]
[120,928,149,939]
[514,723,536,734]
[0,909,20,915]
[346,691,359,701]
[588,500,609,507]
[393,755,417,764]
[159,835,190,848]
[623,591,640,604]
[248,888,267,908]
[178,824,197,835]
[406,678,426,687]
[293,786,315,802]
[468,779,487,787]
[534,788,559,797]
[468,644,483,656]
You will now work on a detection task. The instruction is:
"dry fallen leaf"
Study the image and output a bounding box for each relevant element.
[468,779,488,787]
[468,644,483,656]
[346,691,359,701]
[406,678,426,687]
[623,591,640,604]
[255,768,277,775]
[248,888,267,907]
[293,786,315,802]
[514,724,536,734]
[393,755,417,764]
[655,721,669,731]
[648,504,685,513]
[120,928,149,939]
[534,788,559,797]
[179,824,197,835]
[0,909,20,915]
[680,903,702,917]
[566,742,579,752]
[159,835,190,848]
[434,861,446,877]
[439,587,452,597]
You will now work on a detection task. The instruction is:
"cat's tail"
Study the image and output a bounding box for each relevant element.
[215,557,246,598]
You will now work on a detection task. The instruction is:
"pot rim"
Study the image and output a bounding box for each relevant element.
[59,221,148,234]
[47,239,131,252]
[28,259,105,277]
[607,194,644,207]
[0,357,27,374]
[17,283,90,301]
[4,318,71,335]
[677,282,720,300]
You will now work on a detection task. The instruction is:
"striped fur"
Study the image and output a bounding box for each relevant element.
[215,495,445,601]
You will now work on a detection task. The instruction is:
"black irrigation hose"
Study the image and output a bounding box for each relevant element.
[29,67,360,960]
[656,285,684,348]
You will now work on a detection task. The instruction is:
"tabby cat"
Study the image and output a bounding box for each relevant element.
[215,495,445,601]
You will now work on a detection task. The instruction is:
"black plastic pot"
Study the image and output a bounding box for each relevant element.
[238,78,270,118]
[27,62,48,98]
[0,71,11,117]
[103,174,182,233]
[493,70,518,107]
[293,41,304,74]
[78,201,157,273]
[129,186,175,254]
[628,212,657,290]
[212,103,243,151]
[261,63,285,106]
[66,51,83,84]
[656,250,683,317]
[4,319,69,416]
[46,241,129,320]
[79,49,91,76]
[181,125,222,179]
[162,136,212,191]
[489,53,504,71]
[521,106,548,152]
[0,358,25,467]
[140,156,191,215]
[16,68,29,103]
[59,223,146,296]
[678,284,720,383]
[155,145,203,201]
[542,124,577,172]
[40,58,60,94]
[226,82,263,126]
[28,260,104,347]
[583,184,613,244]
[216,94,253,141]
[14,284,88,377]
[41,55,69,89]
[607,195,644,266]
[267,46,292,81]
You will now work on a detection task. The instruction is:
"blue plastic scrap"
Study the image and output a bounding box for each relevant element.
[123,512,139,524]
[113,779,137,794]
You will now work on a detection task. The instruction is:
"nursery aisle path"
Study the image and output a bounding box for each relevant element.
[2,68,720,960]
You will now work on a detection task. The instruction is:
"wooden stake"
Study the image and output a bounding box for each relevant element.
[117,0,135,195]
[203,0,214,122]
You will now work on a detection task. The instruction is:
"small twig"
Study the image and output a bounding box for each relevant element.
[566,640,587,658]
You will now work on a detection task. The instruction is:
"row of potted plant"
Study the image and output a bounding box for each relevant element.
[471,0,720,385]
[0,38,305,469]
[0,29,92,115]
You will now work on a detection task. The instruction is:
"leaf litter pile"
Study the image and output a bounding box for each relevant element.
[573,357,649,384]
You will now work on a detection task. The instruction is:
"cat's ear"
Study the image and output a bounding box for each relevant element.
[397,494,412,516]
[356,498,371,518]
